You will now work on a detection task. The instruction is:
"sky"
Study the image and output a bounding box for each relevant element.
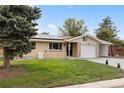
[35,5,124,39]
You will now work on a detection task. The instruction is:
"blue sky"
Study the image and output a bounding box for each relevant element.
[35,5,124,39]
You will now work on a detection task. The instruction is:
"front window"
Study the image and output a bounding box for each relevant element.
[53,43,59,49]
[49,42,62,50]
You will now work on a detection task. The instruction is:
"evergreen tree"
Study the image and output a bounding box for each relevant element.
[0,5,41,68]
[95,16,122,44]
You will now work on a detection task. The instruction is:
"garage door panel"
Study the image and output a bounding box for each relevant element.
[100,45,108,57]
[81,45,96,58]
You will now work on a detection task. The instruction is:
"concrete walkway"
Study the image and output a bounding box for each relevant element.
[59,78,124,88]
[86,58,124,70]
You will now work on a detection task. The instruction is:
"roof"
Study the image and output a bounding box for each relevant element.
[31,38,65,42]
[32,34,65,40]
[87,34,113,45]
[31,34,112,45]
[99,39,113,45]
[67,34,113,45]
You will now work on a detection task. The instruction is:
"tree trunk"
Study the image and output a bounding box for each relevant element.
[3,48,10,68]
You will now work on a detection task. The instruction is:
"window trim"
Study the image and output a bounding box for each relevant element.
[49,42,63,51]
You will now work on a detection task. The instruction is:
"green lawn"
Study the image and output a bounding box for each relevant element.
[0,59,123,88]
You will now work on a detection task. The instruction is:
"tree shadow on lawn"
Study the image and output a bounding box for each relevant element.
[0,65,26,79]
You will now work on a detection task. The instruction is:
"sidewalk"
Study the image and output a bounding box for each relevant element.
[59,78,124,88]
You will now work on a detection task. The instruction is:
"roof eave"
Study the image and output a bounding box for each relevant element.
[100,42,113,45]
[30,39,65,42]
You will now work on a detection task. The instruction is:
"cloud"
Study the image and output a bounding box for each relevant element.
[35,25,39,29]
[47,24,58,32]
[38,24,59,35]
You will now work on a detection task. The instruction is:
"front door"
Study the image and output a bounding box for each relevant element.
[67,43,73,56]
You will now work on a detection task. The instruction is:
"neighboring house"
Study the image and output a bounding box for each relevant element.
[25,34,112,59]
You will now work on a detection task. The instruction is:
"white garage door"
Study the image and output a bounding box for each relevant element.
[99,45,108,57]
[80,45,96,58]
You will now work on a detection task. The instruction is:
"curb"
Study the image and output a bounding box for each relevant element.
[58,78,124,88]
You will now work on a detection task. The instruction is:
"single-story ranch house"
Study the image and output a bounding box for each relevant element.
[25,34,112,59]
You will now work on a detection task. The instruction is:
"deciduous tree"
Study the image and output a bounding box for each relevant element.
[59,18,88,37]
[41,31,49,35]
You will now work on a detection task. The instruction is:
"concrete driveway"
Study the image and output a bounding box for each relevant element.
[86,58,124,70]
